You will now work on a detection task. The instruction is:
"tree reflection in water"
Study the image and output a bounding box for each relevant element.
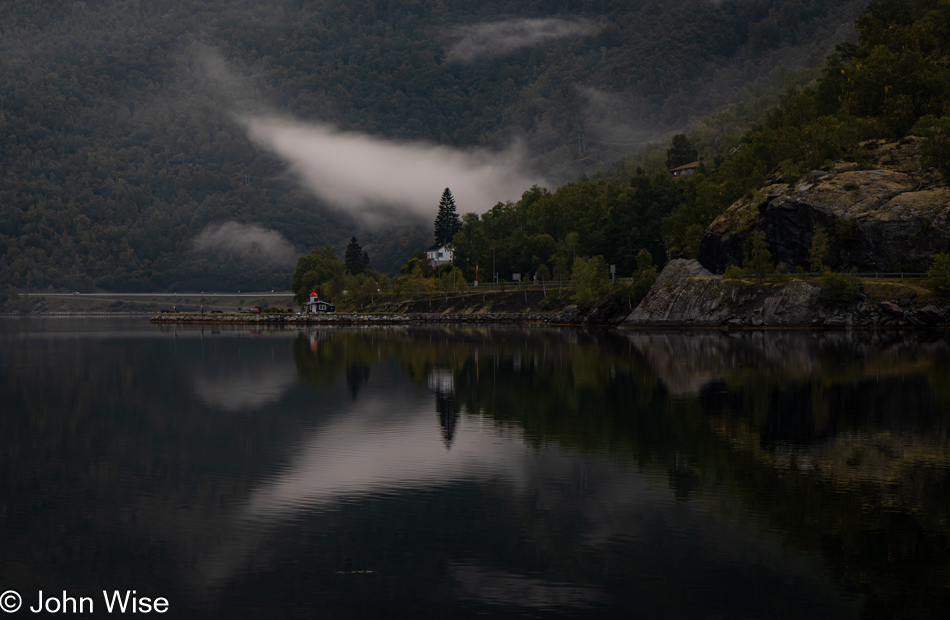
[291,327,950,618]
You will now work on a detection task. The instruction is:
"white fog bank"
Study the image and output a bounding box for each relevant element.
[240,115,542,225]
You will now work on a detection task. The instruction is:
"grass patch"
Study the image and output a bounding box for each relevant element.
[862,279,928,299]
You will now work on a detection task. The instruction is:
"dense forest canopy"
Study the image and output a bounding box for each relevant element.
[0,0,870,291]
[424,0,950,285]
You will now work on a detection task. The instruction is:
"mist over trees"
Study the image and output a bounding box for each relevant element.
[0,0,871,291]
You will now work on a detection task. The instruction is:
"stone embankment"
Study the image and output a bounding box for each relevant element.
[622,259,949,329]
[149,311,571,325]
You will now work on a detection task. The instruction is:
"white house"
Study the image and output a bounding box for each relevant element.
[303,291,335,313]
[425,243,454,267]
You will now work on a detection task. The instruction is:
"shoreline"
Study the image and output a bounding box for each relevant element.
[147,311,571,325]
[0,311,156,318]
[0,311,946,330]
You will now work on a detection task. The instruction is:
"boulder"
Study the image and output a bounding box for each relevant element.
[622,259,822,327]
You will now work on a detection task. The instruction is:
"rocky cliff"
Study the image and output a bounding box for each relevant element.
[700,137,950,273]
[622,259,949,328]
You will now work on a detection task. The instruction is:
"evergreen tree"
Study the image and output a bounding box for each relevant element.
[666,134,699,169]
[345,237,365,275]
[434,188,462,246]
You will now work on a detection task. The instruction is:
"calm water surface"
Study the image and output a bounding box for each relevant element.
[2,319,950,618]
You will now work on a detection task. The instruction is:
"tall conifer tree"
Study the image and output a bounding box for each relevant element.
[433,188,461,246]
[345,236,365,275]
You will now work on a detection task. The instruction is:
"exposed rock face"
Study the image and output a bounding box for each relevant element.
[622,259,949,328]
[624,259,821,327]
[700,138,950,273]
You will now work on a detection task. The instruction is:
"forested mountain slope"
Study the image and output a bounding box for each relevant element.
[0,0,868,291]
[436,0,950,285]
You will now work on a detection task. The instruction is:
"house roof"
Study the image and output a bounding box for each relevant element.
[426,242,452,252]
[670,160,704,173]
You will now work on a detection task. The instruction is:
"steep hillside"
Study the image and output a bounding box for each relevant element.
[701,137,950,272]
[0,0,867,291]
[661,0,950,269]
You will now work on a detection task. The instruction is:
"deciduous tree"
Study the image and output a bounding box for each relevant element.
[292,246,346,304]
[572,255,609,305]
[809,225,830,272]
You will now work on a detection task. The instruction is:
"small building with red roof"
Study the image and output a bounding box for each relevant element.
[303,291,336,313]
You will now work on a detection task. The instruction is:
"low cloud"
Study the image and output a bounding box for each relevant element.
[240,115,542,226]
[577,86,675,151]
[444,17,602,63]
[192,221,298,265]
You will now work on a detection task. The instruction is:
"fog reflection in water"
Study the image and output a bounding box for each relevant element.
[193,361,298,413]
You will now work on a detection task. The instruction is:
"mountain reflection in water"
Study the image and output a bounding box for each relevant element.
[1,321,948,618]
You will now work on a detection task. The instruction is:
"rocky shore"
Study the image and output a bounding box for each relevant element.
[622,259,949,329]
[149,261,949,330]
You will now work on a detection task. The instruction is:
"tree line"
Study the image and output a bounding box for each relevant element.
[290,0,950,311]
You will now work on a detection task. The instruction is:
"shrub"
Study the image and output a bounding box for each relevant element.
[538,292,562,311]
[819,270,862,308]
[723,264,745,280]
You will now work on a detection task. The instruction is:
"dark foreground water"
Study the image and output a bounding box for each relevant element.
[2,320,950,619]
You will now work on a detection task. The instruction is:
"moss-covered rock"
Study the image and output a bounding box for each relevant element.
[700,137,950,273]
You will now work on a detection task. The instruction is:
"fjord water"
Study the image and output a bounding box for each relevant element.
[2,321,949,618]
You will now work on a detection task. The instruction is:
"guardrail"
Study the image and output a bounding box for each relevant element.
[467,281,575,288]
[806,272,927,279]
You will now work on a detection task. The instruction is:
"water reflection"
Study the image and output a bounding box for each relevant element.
[284,327,950,617]
[449,560,605,609]
[193,361,298,413]
[2,322,949,618]
[428,368,460,447]
[200,384,529,589]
